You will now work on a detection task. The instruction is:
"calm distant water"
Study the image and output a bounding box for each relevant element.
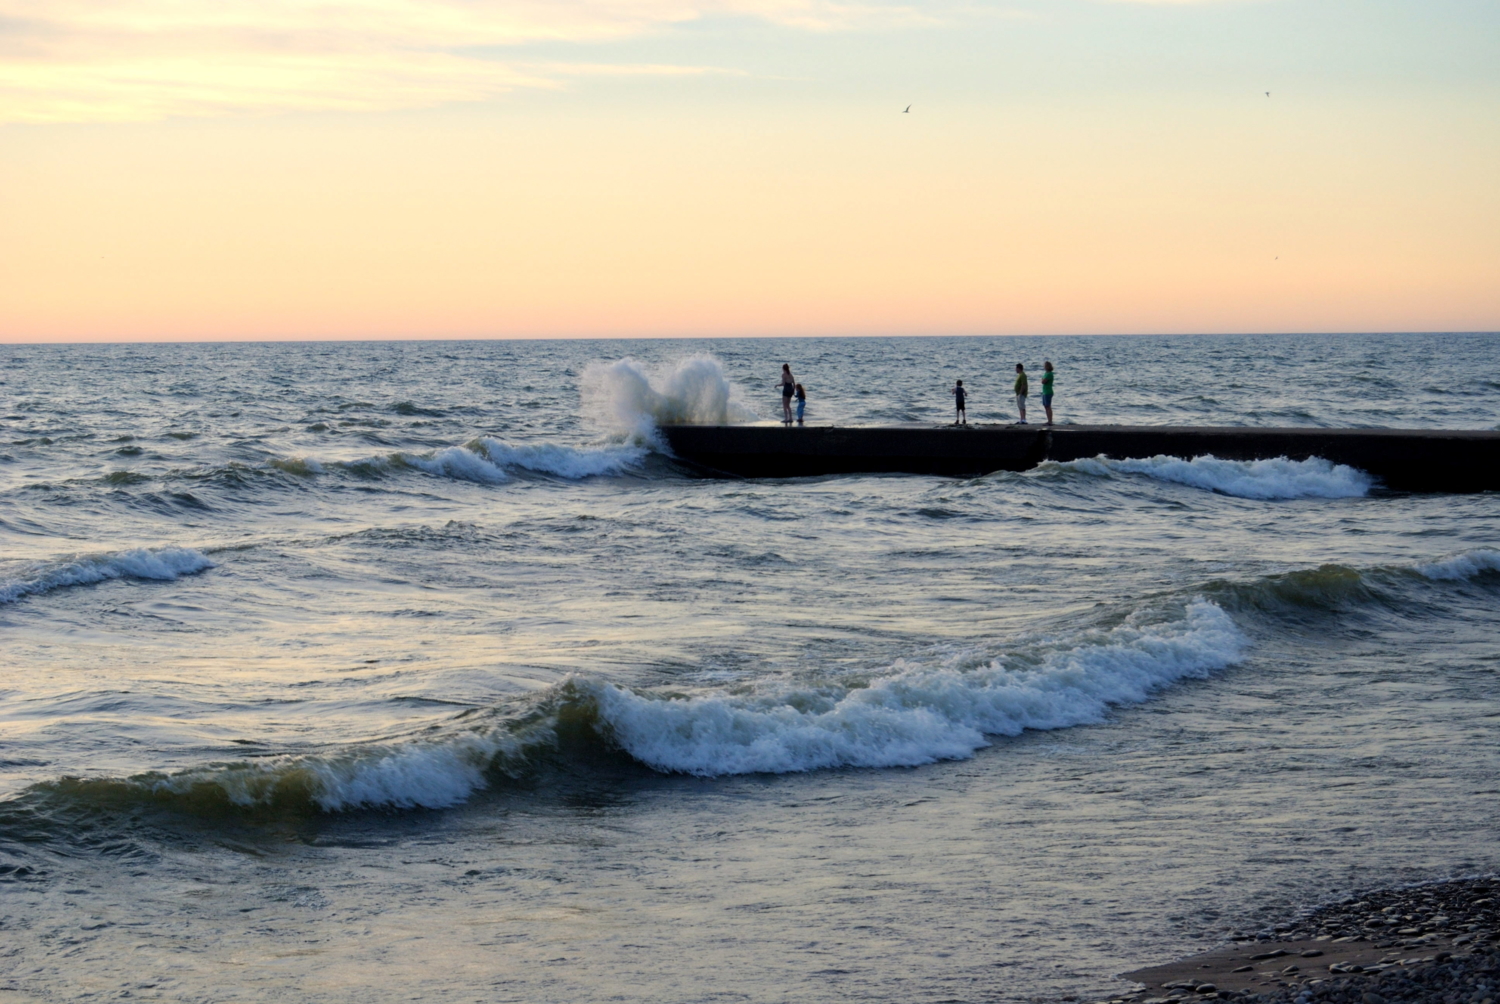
[1,333,1498,1004]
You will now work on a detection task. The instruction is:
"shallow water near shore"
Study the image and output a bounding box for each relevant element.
[1,333,1498,1003]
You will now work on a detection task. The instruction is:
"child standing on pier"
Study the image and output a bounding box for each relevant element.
[794,384,807,426]
[952,380,967,425]
[779,364,796,425]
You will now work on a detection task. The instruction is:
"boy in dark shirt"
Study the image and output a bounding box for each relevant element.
[952,380,967,425]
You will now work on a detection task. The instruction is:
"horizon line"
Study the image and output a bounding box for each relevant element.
[3,330,1497,348]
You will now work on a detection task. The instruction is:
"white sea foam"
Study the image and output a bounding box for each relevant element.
[111,600,1245,810]
[474,438,647,478]
[0,547,215,605]
[1414,548,1500,582]
[332,438,645,485]
[1056,454,1373,500]
[400,444,510,484]
[185,731,515,812]
[581,355,757,445]
[589,600,1246,776]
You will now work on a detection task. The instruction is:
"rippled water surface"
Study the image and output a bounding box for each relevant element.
[1,333,1498,1003]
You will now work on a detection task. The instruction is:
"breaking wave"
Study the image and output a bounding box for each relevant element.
[15,549,1495,819]
[581,355,757,445]
[275,438,648,486]
[21,598,1245,816]
[1049,454,1374,499]
[0,546,214,605]
[589,600,1244,776]
[471,438,649,479]
[1415,548,1500,582]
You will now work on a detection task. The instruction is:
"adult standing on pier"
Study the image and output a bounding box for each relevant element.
[1014,363,1029,424]
[1041,361,1055,425]
[779,364,796,425]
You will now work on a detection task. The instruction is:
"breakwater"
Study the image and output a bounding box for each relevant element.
[660,424,1500,492]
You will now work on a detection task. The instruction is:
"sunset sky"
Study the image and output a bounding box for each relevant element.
[2,0,1496,341]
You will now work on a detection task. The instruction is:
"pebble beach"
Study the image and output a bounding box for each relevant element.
[1108,879,1500,1004]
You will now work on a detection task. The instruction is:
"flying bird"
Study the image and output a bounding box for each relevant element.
[903,105,911,113]
[1265,91,1271,97]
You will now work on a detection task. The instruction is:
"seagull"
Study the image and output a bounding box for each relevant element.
[1265,91,1271,97]
[903,105,911,113]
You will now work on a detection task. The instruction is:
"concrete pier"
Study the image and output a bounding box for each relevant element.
[659,424,1500,492]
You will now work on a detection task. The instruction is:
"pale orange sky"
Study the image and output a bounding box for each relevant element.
[2,0,1497,341]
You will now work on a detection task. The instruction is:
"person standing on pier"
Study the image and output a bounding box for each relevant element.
[794,383,807,426]
[779,364,796,425]
[1041,361,1055,425]
[1014,364,1029,424]
[952,380,967,425]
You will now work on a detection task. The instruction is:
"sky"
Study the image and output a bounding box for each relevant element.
[1,0,1497,342]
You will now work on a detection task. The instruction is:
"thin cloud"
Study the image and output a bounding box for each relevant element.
[0,0,924,123]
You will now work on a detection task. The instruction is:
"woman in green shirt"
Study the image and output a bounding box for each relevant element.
[1041,360,1055,425]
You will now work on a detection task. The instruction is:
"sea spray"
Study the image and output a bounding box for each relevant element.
[581,356,757,445]
[1048,454,1373,500]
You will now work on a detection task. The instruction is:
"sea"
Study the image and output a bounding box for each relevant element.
[1,332,1498,1004]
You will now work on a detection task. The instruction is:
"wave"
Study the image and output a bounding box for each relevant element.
[581,355,757,445]
[1047,454,1373,499]
[470,437,648,479]
[397,438,646,483]
[0,546,214,605]
[400,443,511,484]
[1415,548,1500,582]
[589,600,1245,776]
[17,598,1243,818]
[1196,548,1500,625]
[42,732,522,815]
[15,549,1493,819]
[270,438,648,486]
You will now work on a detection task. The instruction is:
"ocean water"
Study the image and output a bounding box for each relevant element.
[1,332,1498,1004]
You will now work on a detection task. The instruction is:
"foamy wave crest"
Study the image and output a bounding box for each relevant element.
[0,547,215,605]
[589,600,1246,776]
[331,439,645,484]
[1414,548,1500,582]
[173,732,513,811]
[474,438,647,478]
[1055,454,1373,499]
[582,355,757,444]
[37,726,543,817]
[401,444,510,484]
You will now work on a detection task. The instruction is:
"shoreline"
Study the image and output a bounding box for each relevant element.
[1096,878,1499,1004]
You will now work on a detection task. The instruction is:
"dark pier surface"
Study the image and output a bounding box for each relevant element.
[660,424,1500,492]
